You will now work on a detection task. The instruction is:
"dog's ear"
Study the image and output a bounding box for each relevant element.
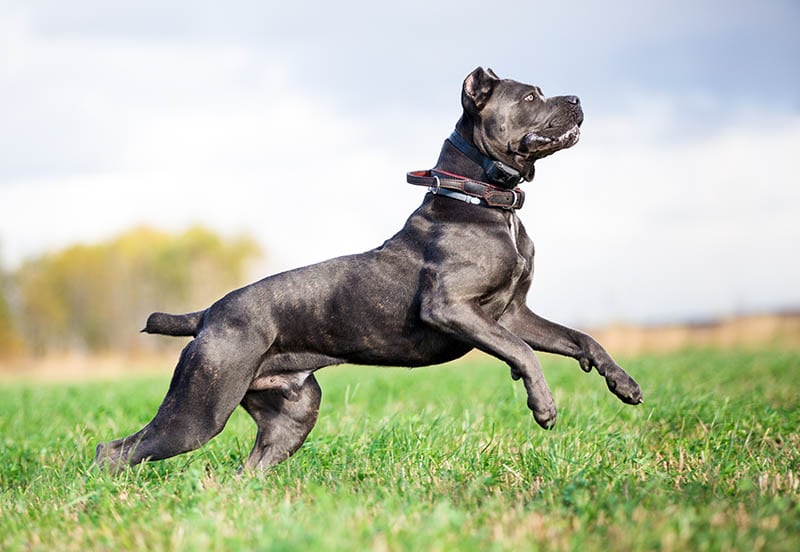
[462,66,499,114]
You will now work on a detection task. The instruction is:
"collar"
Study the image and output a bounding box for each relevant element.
[447,131,523,188]
[405,169,525,210]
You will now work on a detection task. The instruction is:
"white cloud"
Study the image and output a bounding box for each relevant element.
[1,10,798,326]
[0,16,432,269]
[526,104,800,324]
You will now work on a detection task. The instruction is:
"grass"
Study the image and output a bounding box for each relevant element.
[0,348,798,551]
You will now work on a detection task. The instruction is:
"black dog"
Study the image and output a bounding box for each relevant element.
[95,67,643,472]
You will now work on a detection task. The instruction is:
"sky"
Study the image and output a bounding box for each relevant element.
[1,0,799,326]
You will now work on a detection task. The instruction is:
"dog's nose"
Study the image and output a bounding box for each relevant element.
[565,95,580,105]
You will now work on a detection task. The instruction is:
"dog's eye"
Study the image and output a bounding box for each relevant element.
[523,94,535,102]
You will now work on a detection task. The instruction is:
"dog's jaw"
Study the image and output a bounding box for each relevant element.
[522,124,582,161]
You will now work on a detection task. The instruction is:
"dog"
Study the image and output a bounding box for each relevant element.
[95,67,643,472]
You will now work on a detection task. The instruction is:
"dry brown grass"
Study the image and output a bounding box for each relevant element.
[586,311,800,356]
[0,344,184,382]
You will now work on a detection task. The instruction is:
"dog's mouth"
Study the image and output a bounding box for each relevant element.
[510,124,581,180]
[521,124,581,159]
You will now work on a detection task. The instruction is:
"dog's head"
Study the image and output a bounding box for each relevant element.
[460,67,584,182]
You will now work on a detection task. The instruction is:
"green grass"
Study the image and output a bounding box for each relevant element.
[1,349,798,551]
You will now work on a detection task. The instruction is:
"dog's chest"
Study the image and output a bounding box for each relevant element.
[509,212,519,246]
[508,213,531,281]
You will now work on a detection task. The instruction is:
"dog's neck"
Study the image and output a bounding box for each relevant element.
[433,117,529,188]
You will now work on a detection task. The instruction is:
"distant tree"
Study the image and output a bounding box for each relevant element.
[0,265,25,358]
[13,226,261,354]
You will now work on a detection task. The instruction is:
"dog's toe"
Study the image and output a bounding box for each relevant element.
[606,372,644,405]
[93,441,126,474]
[534,409,557,430]
[530,401,558,430]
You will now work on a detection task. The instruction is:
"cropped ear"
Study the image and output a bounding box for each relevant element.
[461,66,500,114]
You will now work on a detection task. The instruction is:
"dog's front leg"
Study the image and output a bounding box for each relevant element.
[499,305,643,405]
[420,296,557,429]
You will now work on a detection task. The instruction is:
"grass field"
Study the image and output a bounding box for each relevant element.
[1,349,798,551]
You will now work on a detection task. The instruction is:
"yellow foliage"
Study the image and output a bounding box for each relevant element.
[6,226,261,355]
[0,278,25,358]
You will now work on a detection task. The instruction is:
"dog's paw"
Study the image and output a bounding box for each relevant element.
[94,442,117,472]
[533,407,558,430]
[93,441,128,474]
[528,397,557,430]
[603,364,644,405]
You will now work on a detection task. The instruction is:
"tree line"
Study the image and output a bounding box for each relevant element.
[0,226,261,357]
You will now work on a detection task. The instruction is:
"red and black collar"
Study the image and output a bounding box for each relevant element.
[406,169,525,210]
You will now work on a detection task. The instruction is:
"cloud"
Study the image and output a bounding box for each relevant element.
[7,1,799,115]
[1,4,799,326]
[526,101,800,324]
[0,18,435,270]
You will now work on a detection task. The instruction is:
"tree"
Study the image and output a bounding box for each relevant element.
[0,265,25,358]
[12,226,261,354]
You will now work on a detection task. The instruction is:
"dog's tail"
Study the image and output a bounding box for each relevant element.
[142,310,205,337]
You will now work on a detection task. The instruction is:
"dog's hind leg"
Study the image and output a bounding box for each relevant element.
[94,335,255,472]
[240,374,322,470]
